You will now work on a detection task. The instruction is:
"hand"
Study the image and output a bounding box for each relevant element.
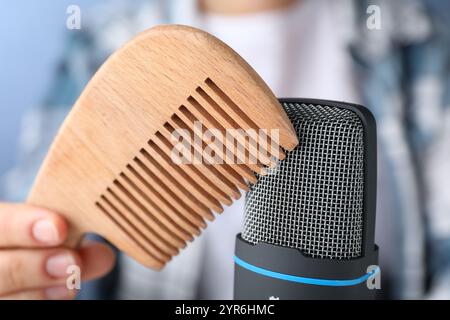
[0,203,116,299]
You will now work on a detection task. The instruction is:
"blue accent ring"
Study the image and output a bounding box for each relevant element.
[234,256,379,287]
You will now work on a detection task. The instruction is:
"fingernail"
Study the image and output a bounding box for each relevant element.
[32,219,59,244]
[45,286,70,300]
[46,252,76,278]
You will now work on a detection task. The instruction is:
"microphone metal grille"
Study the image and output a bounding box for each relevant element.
[243,102,365,259]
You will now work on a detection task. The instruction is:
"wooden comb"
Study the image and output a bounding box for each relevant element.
[27,25,298,269]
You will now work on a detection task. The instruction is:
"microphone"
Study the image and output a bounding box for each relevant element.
[234,98,379,299]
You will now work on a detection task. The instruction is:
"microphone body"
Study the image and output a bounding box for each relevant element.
[234,235,378,299]
[234,99,379,300]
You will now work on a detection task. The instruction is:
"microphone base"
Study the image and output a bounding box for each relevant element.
[234,234,379,300]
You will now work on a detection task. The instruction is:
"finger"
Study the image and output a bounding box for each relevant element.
[0,242,114,299]
[0,248,81,295]
[0,289,47,300]
[0,203,67,248]
[78,241,116,281]
[1,286,77,300]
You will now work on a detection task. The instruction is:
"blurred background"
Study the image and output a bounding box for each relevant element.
[0,0,104,176]
[0,0,449,300]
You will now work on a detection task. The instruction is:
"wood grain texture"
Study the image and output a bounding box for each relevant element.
[27,25,298,269]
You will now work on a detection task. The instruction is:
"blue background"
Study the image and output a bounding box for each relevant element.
[0,1,102,175]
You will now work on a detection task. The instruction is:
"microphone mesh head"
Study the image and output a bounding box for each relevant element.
[243,102,365,259]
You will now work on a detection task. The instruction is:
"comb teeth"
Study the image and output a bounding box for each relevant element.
[95,78,285,263]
